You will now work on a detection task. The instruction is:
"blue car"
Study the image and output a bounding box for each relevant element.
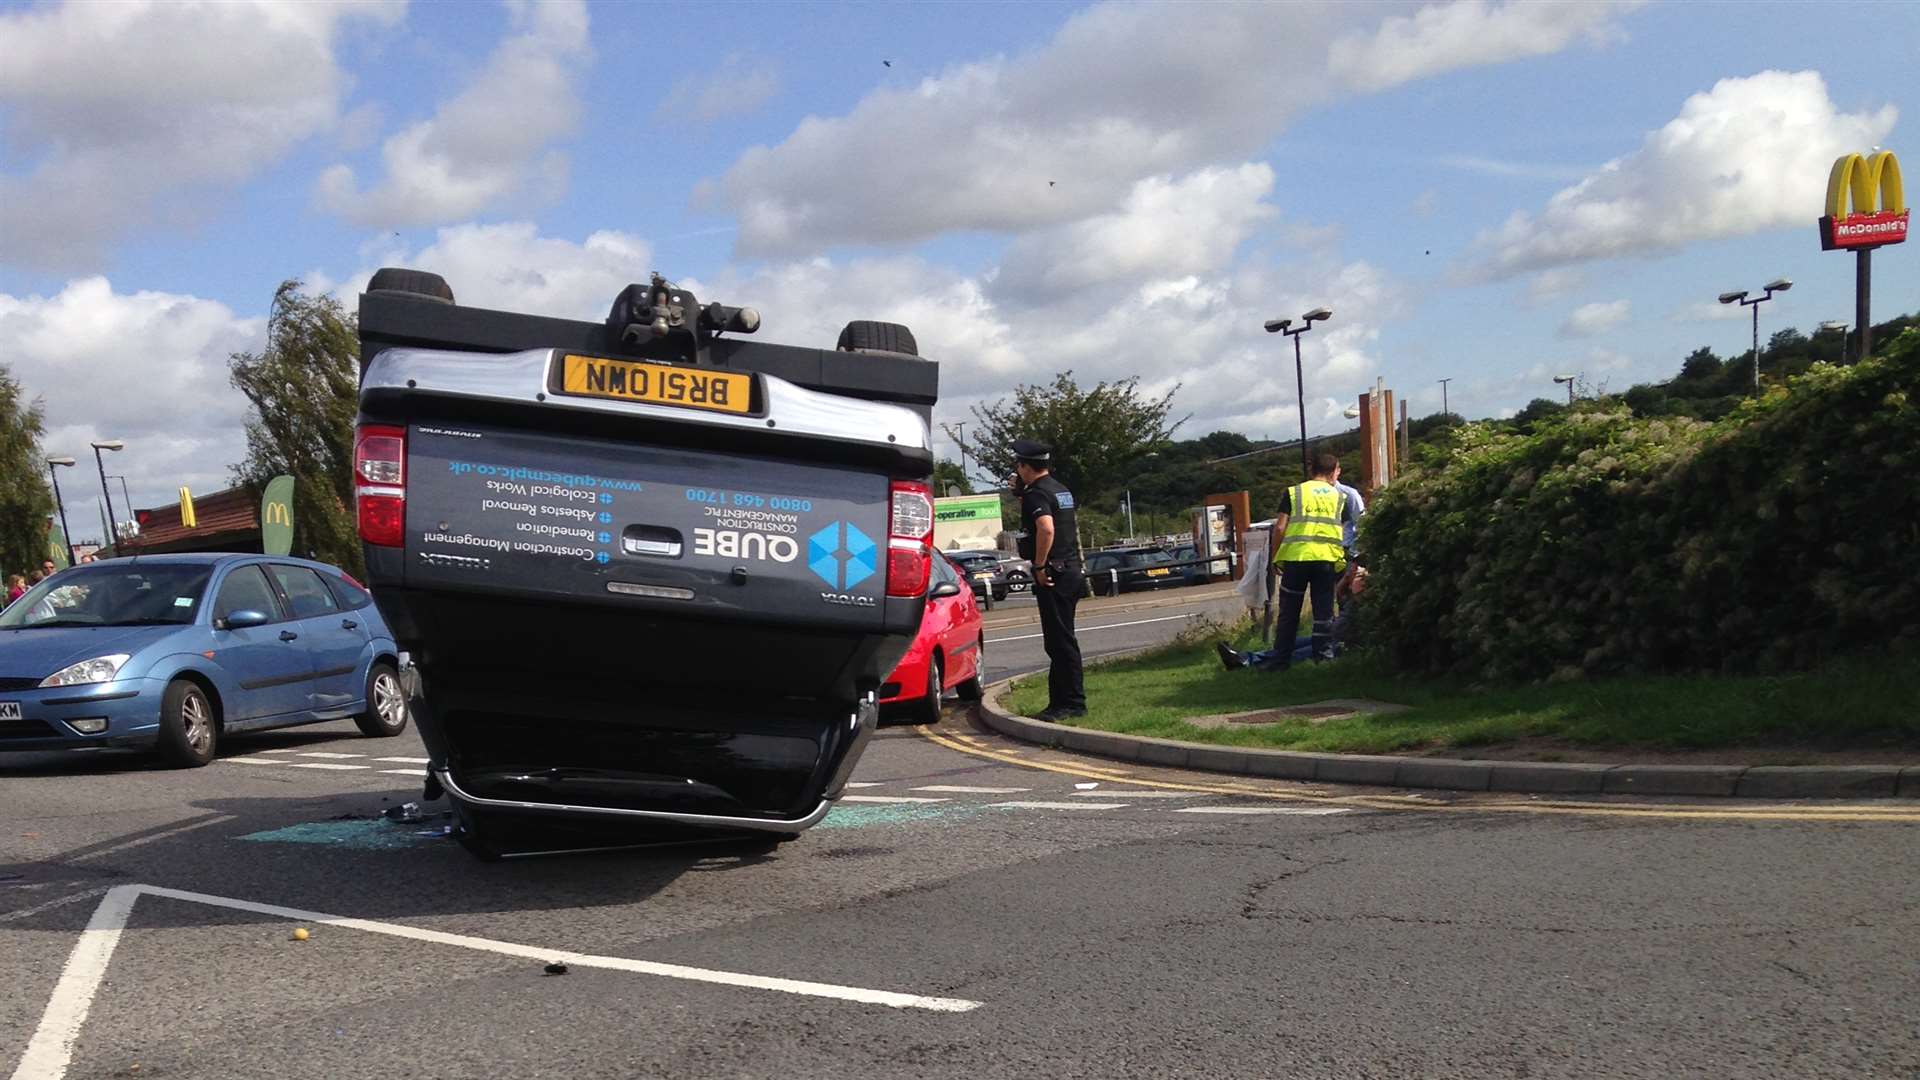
[0,554,407,767]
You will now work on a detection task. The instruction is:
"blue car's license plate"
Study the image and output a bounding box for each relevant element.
[0,702,20,720]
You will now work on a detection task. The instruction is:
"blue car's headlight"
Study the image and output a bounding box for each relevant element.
[40,654,132,688]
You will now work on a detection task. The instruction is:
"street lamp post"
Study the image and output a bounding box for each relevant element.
[1264,307,1333,478]
[1553,374,1577,407]
[1438,377,1452,420]
[91,440,123,544]
[1820,320,1850,361]
[46,457,78,566]
[1718,278,1792,392]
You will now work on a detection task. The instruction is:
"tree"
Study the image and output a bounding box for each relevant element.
[1679,346,1722,382]
[0,366,53,575]
[945,371,1186,511]
[229,281,362,575]
[929,459,973,497]
[1513,397,1566,426]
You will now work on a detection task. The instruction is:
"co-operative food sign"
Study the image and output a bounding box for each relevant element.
[1820,150,1907,250]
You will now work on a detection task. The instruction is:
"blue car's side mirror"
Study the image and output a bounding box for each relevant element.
[219,609,272,630]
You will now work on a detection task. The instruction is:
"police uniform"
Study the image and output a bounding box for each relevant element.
[1268,478,1355,669]
[1013,439,1085,718]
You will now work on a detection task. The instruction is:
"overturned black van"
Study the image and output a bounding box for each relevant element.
[354,269,937,858]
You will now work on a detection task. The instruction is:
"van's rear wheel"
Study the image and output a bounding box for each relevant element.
[367,267,455,304]
[836,320,918,356]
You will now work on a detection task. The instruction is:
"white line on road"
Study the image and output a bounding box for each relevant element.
[223,757,290,765]
[840,795,949,804]
[286,763,369,771]
[991,800,1127,810]
[912,785,1032,794]
[988,612,1200,644]
[0,887,113,927]
[9,884,138,1080]
[1071,790,1207,798]
[296,752,364,760]
[378,769,423,776]
[1174,806,1353,816]
[843,781,886,788]
[374,757,430,764]
[10,882,977,1078]
[259,748,302,754]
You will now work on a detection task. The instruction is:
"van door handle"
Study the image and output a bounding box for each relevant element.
[342,619,358,630]
[279,630,299,642]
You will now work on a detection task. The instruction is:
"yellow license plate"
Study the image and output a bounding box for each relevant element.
[559,355,752,415]
[1146,568,1169,577]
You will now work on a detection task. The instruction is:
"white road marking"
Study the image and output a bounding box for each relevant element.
[911,785,1031,794]
[991,800,1127,810]
[259,748,303,754]
[378,769,422,776]
[1174,806,1353,816]
[9,884,138,1080]
[989,612,1199,644]
[839,795,948,804]
[374,757,429,764]
[843,781,886,788]
[286,763,368,771]
[224,757,290,765]
[296,752,364,760]
[10,882,977,1077]
[0,887,113,927]
[1071,790,1207,798]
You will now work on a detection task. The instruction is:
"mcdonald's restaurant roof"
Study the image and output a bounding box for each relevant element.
[124,485,261,554]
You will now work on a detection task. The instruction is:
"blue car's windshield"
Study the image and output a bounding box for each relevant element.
[0,564,214,629]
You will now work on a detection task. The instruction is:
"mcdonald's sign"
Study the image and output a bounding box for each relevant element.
[1819,150,1907,251]
[260,474,295,556]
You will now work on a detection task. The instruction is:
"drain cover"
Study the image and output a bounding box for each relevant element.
[1229,706,1356,724]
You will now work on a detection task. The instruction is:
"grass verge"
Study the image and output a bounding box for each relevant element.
[1005,618,1920,755]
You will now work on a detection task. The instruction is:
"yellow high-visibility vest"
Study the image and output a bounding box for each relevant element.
[1274,481,1346,565]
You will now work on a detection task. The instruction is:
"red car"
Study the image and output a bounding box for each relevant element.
[881,552,986,722]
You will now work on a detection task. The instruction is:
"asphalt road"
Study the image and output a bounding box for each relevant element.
[978,583,1245,682]
[4,604,1917,1079]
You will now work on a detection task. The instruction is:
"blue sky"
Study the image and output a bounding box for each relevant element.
[2,0,1916,539]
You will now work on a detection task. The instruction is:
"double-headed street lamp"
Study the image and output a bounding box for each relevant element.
[1552,373,1578,406]
[46,457,78,567]
[1264,307,1334,478]
[1718,277,1792,391]
[91,440,124,544]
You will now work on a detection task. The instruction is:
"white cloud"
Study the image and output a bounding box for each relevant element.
[1328,0,1640,92]
[0,0,403,273]
[1467,70,1898,278]
[1524,267,1586,306]
[340,223,652,321]
[1410,190,1440,219]
[655,53,782,126]
[317,0,592,228]
[1671,299,1751,323]
[0,278,263,535]
[995,165,1279,301]
[1559,299,1631,338]
[699,0,1642,257]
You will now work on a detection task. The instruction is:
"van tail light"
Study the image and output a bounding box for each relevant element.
[885,480,933,597]
[355,424,407,548]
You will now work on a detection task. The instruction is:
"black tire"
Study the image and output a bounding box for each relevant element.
[836,320,918,356]
[955,638,985,701]
[913,655,944,725]
[1093,576,1115,597]
[367,267,455,304]
[992,587,1007,602]
[156,680,216,768]
[355,662,409,738]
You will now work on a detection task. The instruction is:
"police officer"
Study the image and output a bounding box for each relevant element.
[1011,438,1085,720]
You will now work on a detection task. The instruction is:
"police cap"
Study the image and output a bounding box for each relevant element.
[1011,438,1051,463]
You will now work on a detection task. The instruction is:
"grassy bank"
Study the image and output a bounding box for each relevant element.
[1004,622,1920,756]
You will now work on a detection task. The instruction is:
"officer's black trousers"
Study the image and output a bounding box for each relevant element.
[1268,560,1342,669]
[1034,568,1085,711]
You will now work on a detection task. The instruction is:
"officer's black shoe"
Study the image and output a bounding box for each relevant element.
[1215,642,1246,670]
[1036,706,1087,722]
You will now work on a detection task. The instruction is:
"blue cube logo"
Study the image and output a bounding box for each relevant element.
[807,522,876,590]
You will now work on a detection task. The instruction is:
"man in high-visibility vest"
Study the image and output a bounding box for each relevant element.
[1218,452,1357,672]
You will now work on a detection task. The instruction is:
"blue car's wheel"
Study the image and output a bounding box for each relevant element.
[157,680,216,768]
[355,662,409,738]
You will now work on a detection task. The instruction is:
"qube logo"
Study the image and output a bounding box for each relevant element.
[808,522,876,590]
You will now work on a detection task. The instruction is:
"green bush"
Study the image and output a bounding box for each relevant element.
[1360,329,1920,681]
